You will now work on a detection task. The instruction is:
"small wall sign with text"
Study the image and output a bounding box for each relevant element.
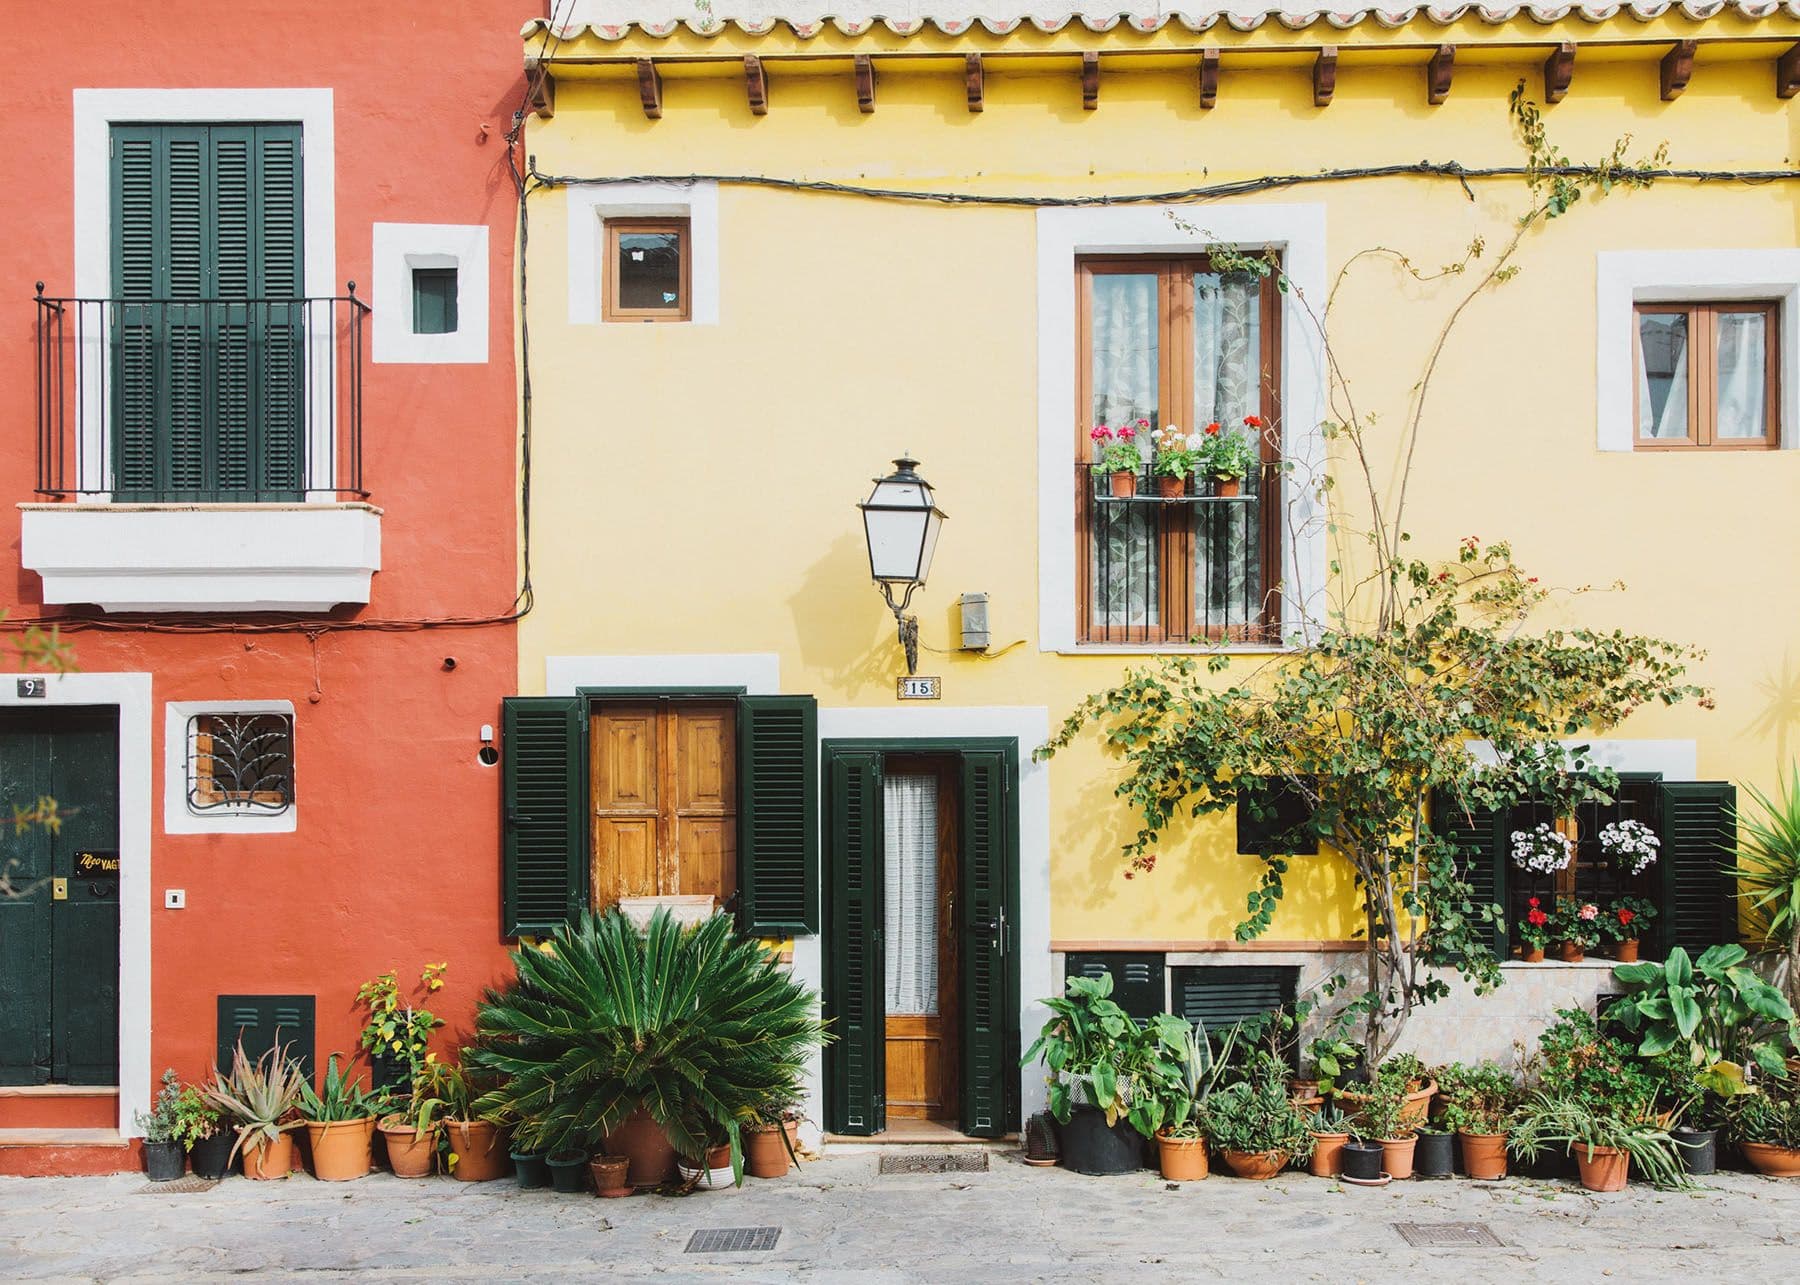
[16,678,45,698]
[897,676,942,701]
[74,851,120,880]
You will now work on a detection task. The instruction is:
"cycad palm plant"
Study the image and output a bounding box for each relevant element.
[1736,765,1800,1014]
[469,909,826,1177]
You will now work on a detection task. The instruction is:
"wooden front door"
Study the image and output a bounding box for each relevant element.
[882,756,959,1123]
[590,700,736,909]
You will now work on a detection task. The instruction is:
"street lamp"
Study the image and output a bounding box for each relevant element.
[857,456,946,675]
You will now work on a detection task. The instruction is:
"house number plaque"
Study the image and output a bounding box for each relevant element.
[16,678,45,698]
[896,676,941,701]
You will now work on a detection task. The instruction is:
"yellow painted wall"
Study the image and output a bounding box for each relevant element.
[517,32,1800,945]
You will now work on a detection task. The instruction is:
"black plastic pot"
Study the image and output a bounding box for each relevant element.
[512,1150,551,1188]
[189,1130,233,1180]
[143,1140,185,1182]
[1672,1127,1718,1176]
[1340,1140,1383,1182]
[1413,1129,1455,1178]
[1059,1105,1143,1176]
[547,1151,588,1192]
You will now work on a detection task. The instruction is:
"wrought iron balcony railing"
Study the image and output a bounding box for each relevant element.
[33,287,370,503]
[1078,460,1283,645]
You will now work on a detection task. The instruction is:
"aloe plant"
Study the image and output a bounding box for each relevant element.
[299,1053,381,1123]
[204,1041,306,1163]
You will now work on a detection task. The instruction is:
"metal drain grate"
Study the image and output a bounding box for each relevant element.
[879,1152,989,1175]
[137,1176,219,1195]
[685,1227,782,1254]
[1393,1223,1504,1249]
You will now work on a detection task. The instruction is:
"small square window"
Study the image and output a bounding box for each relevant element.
[411,267,459,336]
[604,218,690,322]
[1634,300,1779,449]
[187,713,294,814]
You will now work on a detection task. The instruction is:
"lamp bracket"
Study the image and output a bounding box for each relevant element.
[878,581,922,675]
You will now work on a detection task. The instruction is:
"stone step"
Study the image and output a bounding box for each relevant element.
[0,1127,138,1177]
[0,1085,119,1131]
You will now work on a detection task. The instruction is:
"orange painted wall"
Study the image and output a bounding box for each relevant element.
[0,1,528,1112]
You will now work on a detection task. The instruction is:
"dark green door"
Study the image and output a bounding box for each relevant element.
[111,122,304,501]
[957,750,1016,1137]
[0,708,121,1085]
[824,749,885,1135]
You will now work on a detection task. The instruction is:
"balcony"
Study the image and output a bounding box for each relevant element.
[22,291,381,612]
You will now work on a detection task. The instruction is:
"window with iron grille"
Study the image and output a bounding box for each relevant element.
[187,713,294,814]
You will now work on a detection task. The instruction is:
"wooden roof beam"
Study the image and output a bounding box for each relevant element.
[635,59,662,119]
[744,55,768,115]
[1661,39,1696,101]
[1544,41,1575,104]
[1427,45,1454,105]
[1313,46,1337,108]
[966,53,984,113]
[1778,42,1800,98]
[524,60,555,119]
[1082,51,1100,110]
[855,53,876,113]
[1198,47,1219,110]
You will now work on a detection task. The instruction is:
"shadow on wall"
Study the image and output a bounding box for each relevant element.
[787,530,900,695]
[1743,651,1800,773]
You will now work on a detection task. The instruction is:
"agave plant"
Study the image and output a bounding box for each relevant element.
[204,1041,307,1163]
[469,909,827,1179]
[299,1053,382,1123]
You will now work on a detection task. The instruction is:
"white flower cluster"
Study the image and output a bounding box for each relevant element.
[1510,822,1575,874]
[1598,819,1660,875]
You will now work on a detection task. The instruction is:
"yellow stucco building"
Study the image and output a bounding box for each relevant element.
[504,8,1800,1138]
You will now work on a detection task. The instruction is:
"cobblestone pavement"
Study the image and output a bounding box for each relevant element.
[4,1150,1799,1283]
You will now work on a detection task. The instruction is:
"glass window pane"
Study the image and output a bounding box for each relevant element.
[1636,312,1689,440]
[1715,310,1768,440]
[1192,271,1261,429]
[410,267,458,336]
[1090,503,1159,630]
[1089,274,1159,439]
[616,230,683,311]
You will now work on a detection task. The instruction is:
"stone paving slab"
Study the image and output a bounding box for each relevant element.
[2,1151,1797,1283]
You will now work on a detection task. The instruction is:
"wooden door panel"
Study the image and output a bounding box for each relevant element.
[885,1013,945,1119]
[594,819,658,906]
[882,758,960,1125]
[593,708,657,810]
[674,817,734,904]
[674,709,734,810]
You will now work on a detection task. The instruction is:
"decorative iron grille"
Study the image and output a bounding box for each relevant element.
[187,713,294,814]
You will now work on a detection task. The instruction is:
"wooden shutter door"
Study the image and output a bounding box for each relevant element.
[1658,781,1737,956]
[959,750,1013,1138]
[1431,792,1508,959]
[825,748,884,1135]
[737,696,818,935]
[501,697,586,936]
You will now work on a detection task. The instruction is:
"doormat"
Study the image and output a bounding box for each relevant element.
[685,1227,782,1253]
[1392,1222,1504,1248]
[879,1152,990,1175]
[136,1177,219,1195]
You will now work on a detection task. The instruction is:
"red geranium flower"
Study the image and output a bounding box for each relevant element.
[1243,414,1264,428]
[1618,908,1635,925]
[1204,422,1221,436]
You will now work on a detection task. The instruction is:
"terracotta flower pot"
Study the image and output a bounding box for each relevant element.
[241,1131,295,1181]
[1741,1141,1800,1177]
[1615,939,1640,963]
[1458,1131,1508,1180]
[1212,477,1241,498]
[1155,1131,1209,1181]
[1155,474,1186,499]
[379,1120,437,1178]
[306,1117,376,1182]
[1575,1145,1630,1192]
[590,1154,632,1197]
[1559,941,1586,963]
[1309,1132,1349,1178]
[744,1122,793,1179]
[1399,1080,1437,1128]
[1521,945,1546,963]
[1380,1135,1418,1181]
[1108,470,1137,499]
[1221,1149,1288,1180]
[607,1109,677,1187]
[445,1119,510,1182]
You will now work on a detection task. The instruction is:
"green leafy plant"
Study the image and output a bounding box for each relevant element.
[1726,1077,1800,1149]
[355,963,446,1088]
[1736,765,1800,1015]
[1198,419,1259,481]
[1200,1054,1315,1161]
[470,909,826,1185]
[1435,1062,1520,1135]
[1088,422,1146,475]
[1024,972,1146,1127]
[1509,1089,1690,1190]
[1530,1007,1659,1119]
[1131,1013,1242,1140]
[1356,1072,1415,1142]
[1604,944,1798,1095]
[134,1069,219,1151]
[299,1053,382,1123]
[1603,896,1657,944]
[204,1041,306,1164]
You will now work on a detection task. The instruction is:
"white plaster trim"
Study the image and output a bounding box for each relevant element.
[0,673,153,1135]
[1035,203,1329,652]
[1466,737,1698,781]
[565,181,720,326]
[544,653,778,695]
[71,89,339,498]
[162,701,297,835]
[817,704,1053,1127]
[371,223,490,364]
[1596,249,1800,452]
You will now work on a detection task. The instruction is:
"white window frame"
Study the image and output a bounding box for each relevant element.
[372,222,490,364]
[163,700,298,835]
[1035,202,1329,654]
[567,181,719,326]
[1596,248,1800,452]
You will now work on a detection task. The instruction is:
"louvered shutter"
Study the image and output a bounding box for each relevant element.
[1172,965,1298,1031]
[825,749,884,1135]
[216,994,316,1079]
[501,697,585,937]
[1430,790,1508,959]
[737,696,819,935]
[1658,781,1737,956]
[1065,953,1166,1023]
[959,750,1014,1138]
[251,126,304,499]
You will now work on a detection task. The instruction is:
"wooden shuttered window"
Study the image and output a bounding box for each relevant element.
[1064,952,1166,1023]
[737,695,820,935]
[1657,781,1738,956]
[500,696,586,937]
[1427,792,1509,960]
[958,750,1014,1138]
[825,749,884,1135]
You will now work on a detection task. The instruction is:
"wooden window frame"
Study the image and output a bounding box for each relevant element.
[602,217,692,323]
[1633,299,1780,450]
[1074,255,1284,645]
[187,712,293,812]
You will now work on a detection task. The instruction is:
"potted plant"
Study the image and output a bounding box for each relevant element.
[543,1148,586,1191]
[589,1152,632,1197]
[205,1041,306,1181]
[1598,818,1660,878]
[377,1063,445,1180]
[1726,1077,1800,1176]
[355,963,446,1095]
[421,1056,510,1183]
[1603,896,1657,963]
[1136,1013,1237,1181]
[134,1069,212,1182]
[678,1124,739,1190]
[1306,1031,1365,1100]
[1089,422,1145,499]
[1436,1062,1519,1180]
[1357,1073,1418,1180]
[1198,420,1257,498]
[299,1053,382,1182]
[1510,821,1575,877]
[1147,424,1200,499]
[1413,1123,1456,1178]
[1307,1105,1353,1178]
[1024,972,1148,1176]
[742,1098,803,1180]
[1657,1052,1722,1176]
[1517,896,1552,963]
[1201,1054,1314,1180]
[1552,896,1603,962]
[1510,1089,1689,1191]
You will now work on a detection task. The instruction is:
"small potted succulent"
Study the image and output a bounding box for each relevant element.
[1089,421,1146,498]
[205,1041,306,1181]
[134,1069,217,1182]
[1510,821,1574,876]
[1198,419,1258,498]
[1604,896,1657,963]
[1306,1105,1353,1178]
[1147,424,1201,498]
[1436,1062,1519,1180]
[1201,1054,1314,1180]
[1517,896,1552,962]
[1727,1077,1800,1176]
[1597,818,1660,877]
[1553,896,1603,963]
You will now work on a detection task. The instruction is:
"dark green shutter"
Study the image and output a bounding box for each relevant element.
[1658,781,1737,956]
[217,994,315,1080]
[501,697,585,937]
[1171,965,1299,1030]
[959,750,1013,1138]
[1065,953,1165,1023]
[738,696,819,935]
[825,749,884,1135]
[1430,791,1508,959]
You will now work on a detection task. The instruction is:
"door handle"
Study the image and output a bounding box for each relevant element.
[51,877,67,901]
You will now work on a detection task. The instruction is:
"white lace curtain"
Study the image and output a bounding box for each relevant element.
[883,773,938,1016]
[1638,309,1767,441]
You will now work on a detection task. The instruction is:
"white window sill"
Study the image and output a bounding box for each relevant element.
[1500,957,1626,971]
[19,502,381,612]
[1052,644,1300,657]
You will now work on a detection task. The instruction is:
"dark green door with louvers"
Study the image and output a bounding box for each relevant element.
[0,708,120,1085]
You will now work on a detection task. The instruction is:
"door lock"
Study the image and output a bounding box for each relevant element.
[51,877,68,901]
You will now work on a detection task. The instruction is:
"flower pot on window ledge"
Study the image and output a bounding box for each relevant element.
[1109,470,1137,499]
[1558,941,1586,963]
[1615,939,1640,963]
[1155,474,1186,499]
[1211,476,1241,498]
[1521,945,1546,963]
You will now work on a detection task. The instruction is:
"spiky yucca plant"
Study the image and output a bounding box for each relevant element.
[469,909,826,1177]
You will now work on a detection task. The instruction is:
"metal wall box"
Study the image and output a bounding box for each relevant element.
[958,592,990,650]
